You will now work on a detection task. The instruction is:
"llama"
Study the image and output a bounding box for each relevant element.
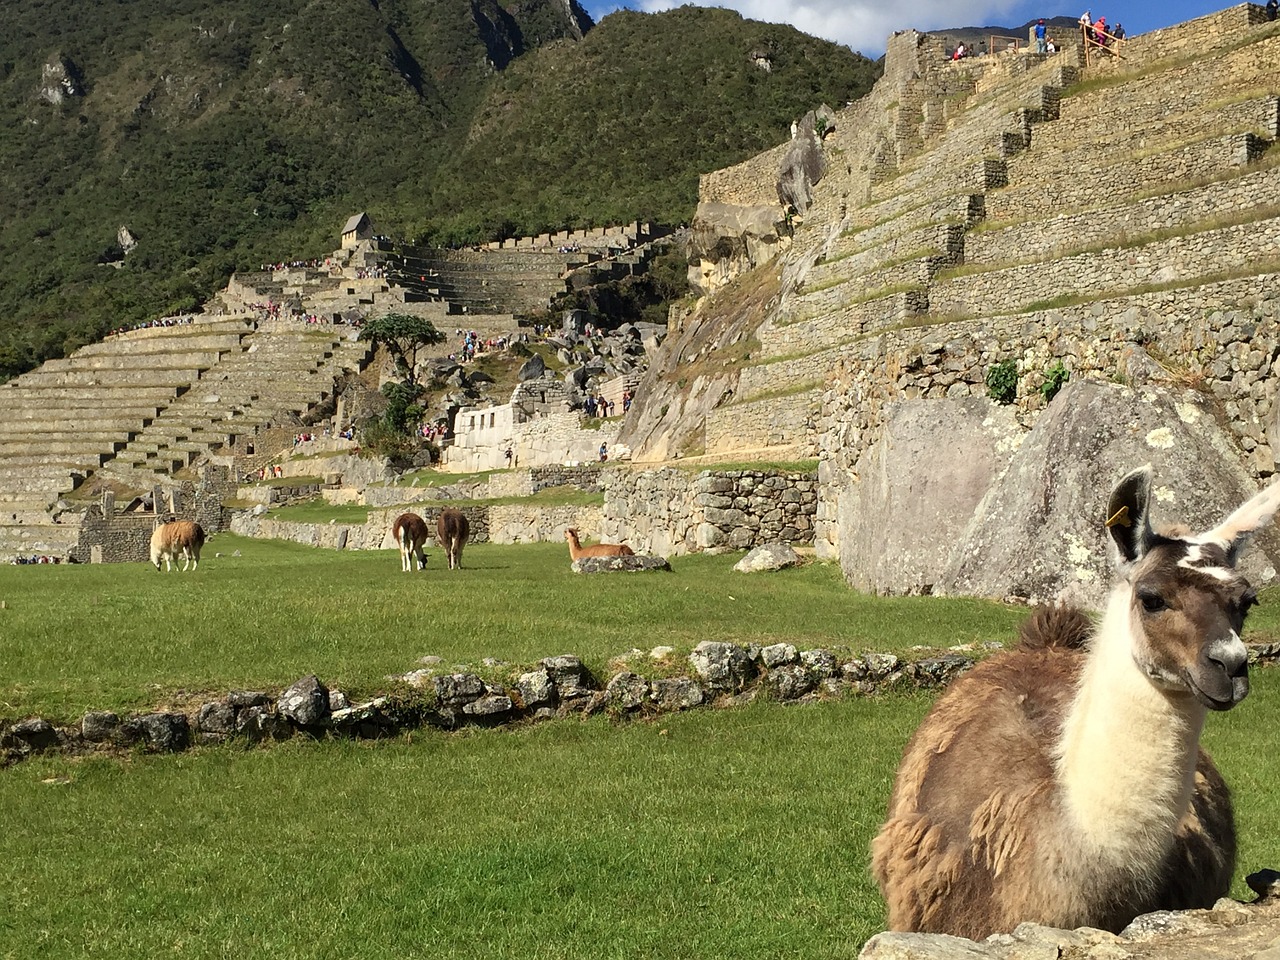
[872,465,1278,939]
[392,512,428,572]
[436,509,469,570]
[564,527,635,560]
[150,520,206,572]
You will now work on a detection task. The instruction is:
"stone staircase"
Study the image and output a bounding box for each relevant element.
[697,6,1280,460]
[390,247,585,314]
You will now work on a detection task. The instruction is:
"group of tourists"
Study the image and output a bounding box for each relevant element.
[584,394,616,419]
[8,555,69,565]
[1078,11,1125,46]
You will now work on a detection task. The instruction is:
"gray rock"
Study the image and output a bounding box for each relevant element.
[278,675,330,727]
[767,664,816,700]
[857,930,996,959]
[836,396,1023,597]
[236,706,293,742]
[541,655,595,700]
[195,702,235,736]
[907,655,973,687]
[228,690,271,708]
[518,353,546,381]
[777,108,830,216]
[841,658,870,682]
[121,713,190,752]
[434,673,485,709]
[571,554,671,574]
[939,382,1280,605]
[81,711,121,743]
[517,670,556,710]
[605,672,649,711]
[864,653,901,680]
[650,677,704,711]
[463,695,514,717]
[5,717,59,752]
[761,642,799,667]
[328,690,351,712]
[800,649,838,679]
[1247,868,1280,901]
[688,641,754,693]
[734,542,801,573]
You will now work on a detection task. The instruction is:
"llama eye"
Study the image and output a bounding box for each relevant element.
[1239,591,1259,615]
[1139,592,1166,613]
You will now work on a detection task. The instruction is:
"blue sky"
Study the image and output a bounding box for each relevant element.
[579,0,1235,56]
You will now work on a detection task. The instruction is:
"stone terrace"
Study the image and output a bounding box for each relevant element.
[0,317,254,555]
[98,323,372,488]
[701,5,1280,461]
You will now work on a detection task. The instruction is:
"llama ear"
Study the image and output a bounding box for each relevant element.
[1199,480,1280,565]
[1106,465,1155,564]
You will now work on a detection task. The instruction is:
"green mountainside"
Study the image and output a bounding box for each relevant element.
[0,0,879,381]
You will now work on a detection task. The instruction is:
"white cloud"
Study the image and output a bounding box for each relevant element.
[630,0,1034,55]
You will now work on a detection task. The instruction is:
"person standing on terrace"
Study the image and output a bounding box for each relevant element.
[1035,18,1047,53]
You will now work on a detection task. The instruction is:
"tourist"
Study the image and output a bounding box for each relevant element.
[1094,16,1107,46]
[952,42,967,60]
[1268,0,1278,21]
[1046,37,1057,53]
[1112,22,1125,40]
[1079,9,1093,42]
[1035,18,1047,54]
[599,442,608,463]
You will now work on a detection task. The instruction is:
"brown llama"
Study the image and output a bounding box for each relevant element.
[391,512,428,572]
[436,509,469,570]
[872,465,1278,939]
[150,520,206,572]
[564,527,634,560]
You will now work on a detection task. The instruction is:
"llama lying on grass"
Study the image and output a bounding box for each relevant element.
[872,465,1277,939]
[150,520,206,572]
[436,509,469,570]
[392,512,428,572]
[564,527,634,561]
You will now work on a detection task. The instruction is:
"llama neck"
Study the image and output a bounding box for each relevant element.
[1055,586,1206,873]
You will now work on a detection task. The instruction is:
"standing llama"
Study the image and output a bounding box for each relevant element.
[436,509,469,570]
[872,465,1277,939]
[392,512,428,572]
[150,520,206,572]
[564,527,634,561]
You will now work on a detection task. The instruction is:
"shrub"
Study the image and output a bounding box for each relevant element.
[985,359,1018,405]
[1040,360,1070,403]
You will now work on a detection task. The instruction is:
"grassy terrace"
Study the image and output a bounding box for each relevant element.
[2,537,1280,956]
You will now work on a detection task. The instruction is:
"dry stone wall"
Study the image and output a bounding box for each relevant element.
[603,467,818,556]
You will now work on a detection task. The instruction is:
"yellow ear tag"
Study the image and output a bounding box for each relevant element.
[1106,505,1132,529]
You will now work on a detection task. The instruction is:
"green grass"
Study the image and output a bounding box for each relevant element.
[0,536,1027,723]
[0,693,931,959]
[4,541,1280,958]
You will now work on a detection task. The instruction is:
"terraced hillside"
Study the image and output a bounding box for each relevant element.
[624,4,1280,478]
[0,317,372,558]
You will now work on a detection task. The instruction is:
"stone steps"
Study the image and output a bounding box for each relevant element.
[13,368,203,389]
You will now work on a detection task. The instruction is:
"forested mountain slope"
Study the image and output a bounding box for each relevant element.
[0,0,878,381]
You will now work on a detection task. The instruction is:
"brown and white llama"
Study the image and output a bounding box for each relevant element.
[872,465,1278,939]
[564,527,634,560]
[436,509,469,570]
[392,512,428,572]
[150,520,206,572]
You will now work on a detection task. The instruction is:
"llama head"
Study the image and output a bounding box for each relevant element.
[1105,465,1280,710]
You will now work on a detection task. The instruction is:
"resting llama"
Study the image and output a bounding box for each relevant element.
[564,527,634,560]
[872,465,1277,939]
[436,509,469,570]
[150,520,206,572]
[392,512,428,572]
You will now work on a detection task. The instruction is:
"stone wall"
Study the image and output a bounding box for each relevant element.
[698,142,794,207]
[603,467,818,556]
[229,502,604,549]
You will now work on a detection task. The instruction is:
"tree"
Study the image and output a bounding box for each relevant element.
[358,312,446,386]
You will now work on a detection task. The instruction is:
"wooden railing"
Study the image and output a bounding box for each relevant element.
[1082,23,1127,64]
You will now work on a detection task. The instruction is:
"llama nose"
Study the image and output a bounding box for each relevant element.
[1206,634,1249,679]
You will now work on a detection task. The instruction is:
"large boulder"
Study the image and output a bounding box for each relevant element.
[938,381,1280,606]
[776,108,832,216]
[837,397,1023,596]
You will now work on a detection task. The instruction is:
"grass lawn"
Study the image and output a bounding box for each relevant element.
[2,538,1279,959]
[0,536,1028,722]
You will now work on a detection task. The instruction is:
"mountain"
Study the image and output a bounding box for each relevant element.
[0,0,879,381]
